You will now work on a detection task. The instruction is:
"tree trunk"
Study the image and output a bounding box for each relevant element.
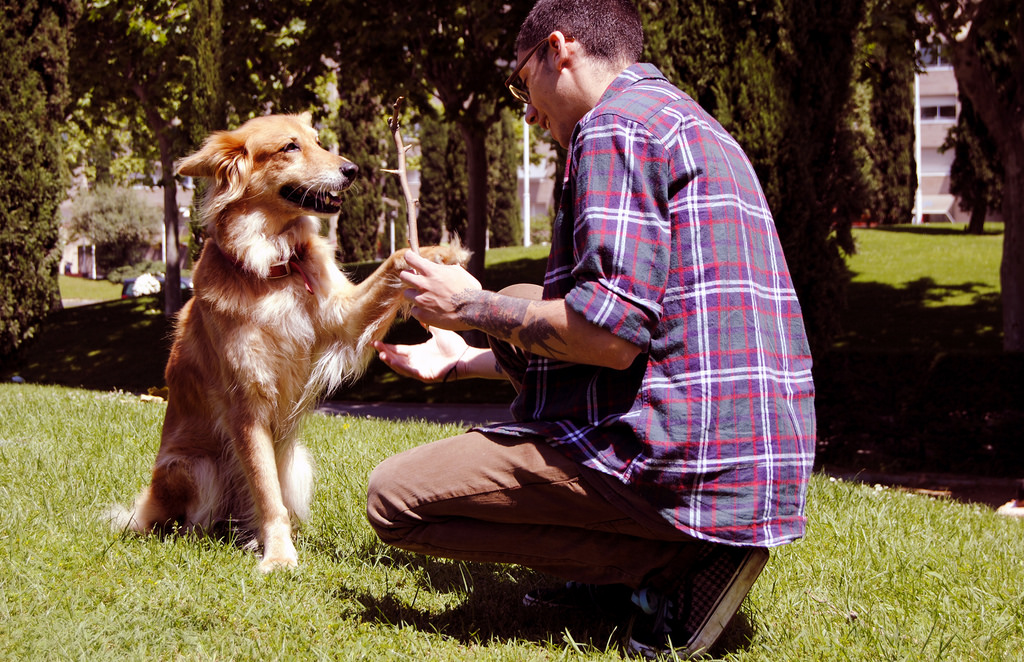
[160,145,182,317]
[460,122,488,280]
[944,9,1024,352]
[1000,148,1023,351]
[966,206,986,234]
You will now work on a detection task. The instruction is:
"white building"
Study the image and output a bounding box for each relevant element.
[914,47,965,224]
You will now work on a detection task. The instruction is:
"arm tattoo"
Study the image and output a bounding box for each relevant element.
[454,290,567,358]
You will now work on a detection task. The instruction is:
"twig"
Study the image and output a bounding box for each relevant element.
[382,97,419,253]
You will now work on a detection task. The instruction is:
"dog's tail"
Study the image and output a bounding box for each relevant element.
[104,491,149,533]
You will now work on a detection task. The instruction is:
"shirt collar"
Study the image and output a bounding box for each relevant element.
[596,63,668,106]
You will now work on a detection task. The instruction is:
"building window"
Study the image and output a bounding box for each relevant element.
[921,46,951,67]
[921,104,956,120]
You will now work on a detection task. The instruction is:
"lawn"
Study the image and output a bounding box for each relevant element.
[59,274,124,302]
[2,383,1022,660]
[813,224,1024,478]
[836,225,1003,351]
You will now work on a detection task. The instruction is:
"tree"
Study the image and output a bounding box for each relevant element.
[69,0,335,315]
[920,0,1024,351]
[70,0,197,316]
[329,78,395,263]
[943,95,1002,235]
[855,0,919,226]
[68,185,163,274]
[486,107,523,248]
[323,1,532,278]
[419,111,469,247]
[0,0,80,362]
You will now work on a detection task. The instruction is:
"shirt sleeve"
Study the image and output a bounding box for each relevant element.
[564,113,672,350]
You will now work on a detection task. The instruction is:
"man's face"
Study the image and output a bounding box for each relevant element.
[516,38,583,149]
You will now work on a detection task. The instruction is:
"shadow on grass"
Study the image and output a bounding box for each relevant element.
[345,546,756,657]
[866,224,1003,237]
[818,274,1023,480]
[835,276,1001,352]
[1,295,175,393]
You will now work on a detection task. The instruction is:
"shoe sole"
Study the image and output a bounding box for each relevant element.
[628,546,770,658]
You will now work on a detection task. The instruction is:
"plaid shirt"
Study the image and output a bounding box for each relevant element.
[483,64,815,547]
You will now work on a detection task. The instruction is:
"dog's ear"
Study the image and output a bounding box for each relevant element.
[176,131,247,180]
[176,130,252,197]
[296,111,313,127]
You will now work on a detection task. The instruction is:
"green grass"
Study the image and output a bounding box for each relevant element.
[6,231,1022,474]
[815,224,1022,477]
[1,383,1022,660]
[59,275,123,302]
[838,225,1003,351]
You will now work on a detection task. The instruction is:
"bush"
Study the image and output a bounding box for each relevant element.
[106,260,169,284]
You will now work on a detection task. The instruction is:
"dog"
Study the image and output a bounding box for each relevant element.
[108,113,467,571]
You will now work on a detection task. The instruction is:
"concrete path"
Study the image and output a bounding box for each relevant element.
[317,400,511,426]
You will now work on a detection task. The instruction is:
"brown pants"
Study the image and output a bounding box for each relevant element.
[366,428,709,589]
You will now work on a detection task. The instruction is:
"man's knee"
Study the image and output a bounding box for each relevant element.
[365,459,402,541]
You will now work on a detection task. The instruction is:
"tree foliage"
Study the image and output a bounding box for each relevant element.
[329,79,396,263]
[486,108,523,248]
[0,0,80,362]
[854,0,919,226]
[321,0,532,277]
[419,111,469,246]
[943,95,1002,234]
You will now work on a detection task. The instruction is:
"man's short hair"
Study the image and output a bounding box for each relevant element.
[516,0,644,66]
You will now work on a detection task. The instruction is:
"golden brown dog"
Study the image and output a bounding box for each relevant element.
[109,113,466,571]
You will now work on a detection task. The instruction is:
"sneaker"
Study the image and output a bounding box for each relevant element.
[523,581,634,618]
[627,545,769,659]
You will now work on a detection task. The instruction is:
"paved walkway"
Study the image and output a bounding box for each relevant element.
[317,400,511,426]
[316,401,1020,510]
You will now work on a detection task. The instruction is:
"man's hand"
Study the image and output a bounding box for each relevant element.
[373,325,468,383]
[401,251,483,331]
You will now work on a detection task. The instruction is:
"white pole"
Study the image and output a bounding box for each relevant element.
[913,41,923,225]
[522,108,531,247]
[389,215,395,255]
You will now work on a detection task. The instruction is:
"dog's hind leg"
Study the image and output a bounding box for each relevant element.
[108,455,209,534]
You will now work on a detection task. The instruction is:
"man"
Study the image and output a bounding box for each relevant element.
[366,0,815,656]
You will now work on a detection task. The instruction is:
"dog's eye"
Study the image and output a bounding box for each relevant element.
[282,142,301,153]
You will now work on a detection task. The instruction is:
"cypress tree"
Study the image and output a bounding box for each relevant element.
[0,0,80,362]
[418,112,468,245]
[486,108,522,248]
[333,80,392,262]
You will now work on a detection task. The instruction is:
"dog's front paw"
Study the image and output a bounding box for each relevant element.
[418,241,471,267]
[258,537,298,572]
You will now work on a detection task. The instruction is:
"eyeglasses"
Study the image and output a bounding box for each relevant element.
[504,38,550,104]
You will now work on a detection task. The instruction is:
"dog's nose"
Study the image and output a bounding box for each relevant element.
[341,162,358,180]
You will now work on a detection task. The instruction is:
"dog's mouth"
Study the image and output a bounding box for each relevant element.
[280,186,344,214]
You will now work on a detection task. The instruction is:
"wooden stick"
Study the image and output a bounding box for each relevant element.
[382,97,419,253]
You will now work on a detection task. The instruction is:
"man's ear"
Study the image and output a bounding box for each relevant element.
[546,31,575,72]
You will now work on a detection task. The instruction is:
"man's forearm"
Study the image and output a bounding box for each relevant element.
[451,290,641,370]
